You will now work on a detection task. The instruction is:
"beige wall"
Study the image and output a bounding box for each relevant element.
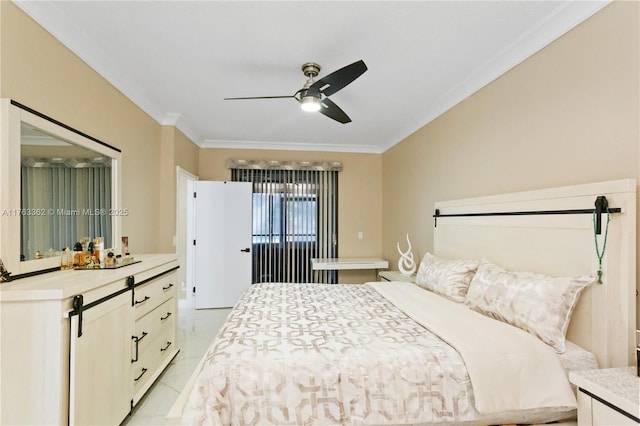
[158,126,199,252]
[174,128,199,174]
[382,2,639,284]
[198,148,383,282]
[2,0,637,291]
[0,2,198,255]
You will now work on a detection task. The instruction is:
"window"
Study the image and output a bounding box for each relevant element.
[253,193,317,244]
[285,195,316,243]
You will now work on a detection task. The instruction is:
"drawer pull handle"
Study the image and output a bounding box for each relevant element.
[134,368,148,381]
[162,283,174,291]
[134,295,150,305]
[160,312,172,321]
[160,341,172,352]
[131,331,149,363]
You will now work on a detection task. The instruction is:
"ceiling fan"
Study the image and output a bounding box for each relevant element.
[224,60,368,124]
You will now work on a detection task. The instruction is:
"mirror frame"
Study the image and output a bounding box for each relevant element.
[0,99,122,278]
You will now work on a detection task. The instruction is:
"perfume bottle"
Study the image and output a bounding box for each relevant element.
[93,237,104,264]
[121,236,129,256]
[73,242,85,267]
[60,248,73,270]
[87,241,99,267]
[105,250,116,268]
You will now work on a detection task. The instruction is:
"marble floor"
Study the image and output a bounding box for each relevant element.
[123,300,231,426]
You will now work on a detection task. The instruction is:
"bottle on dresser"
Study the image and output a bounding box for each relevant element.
[93,237,104,264]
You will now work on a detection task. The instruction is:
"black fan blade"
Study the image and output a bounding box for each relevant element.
[309,60,367,97]
[318,98,351,124]
[224,95,295,100]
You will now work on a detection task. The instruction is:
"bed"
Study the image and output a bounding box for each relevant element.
[167,179,637,425]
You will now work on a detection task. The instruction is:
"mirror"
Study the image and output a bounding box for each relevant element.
[0,99,121,277]
[20,122,114,260]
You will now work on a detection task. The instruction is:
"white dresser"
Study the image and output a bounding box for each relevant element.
[570,367,640,426]
[0,254,179,425]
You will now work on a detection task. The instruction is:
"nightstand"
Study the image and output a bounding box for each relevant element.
[378,270,415,282]
[569,367,639,425]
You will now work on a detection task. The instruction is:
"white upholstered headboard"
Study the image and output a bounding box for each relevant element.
[433,179,636,368]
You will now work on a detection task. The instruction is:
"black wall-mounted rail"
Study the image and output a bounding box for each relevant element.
[433,195,621,235]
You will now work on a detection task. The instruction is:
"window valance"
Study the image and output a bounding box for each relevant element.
[227,159,342,172]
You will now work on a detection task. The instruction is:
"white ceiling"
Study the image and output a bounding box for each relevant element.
[14,0,609,154]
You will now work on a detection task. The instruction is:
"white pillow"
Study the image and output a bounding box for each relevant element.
[414,253,479,303]
[465,259,594,353]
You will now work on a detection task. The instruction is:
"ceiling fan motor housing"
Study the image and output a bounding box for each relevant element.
[300,63,322,108]
[301,62,321,78]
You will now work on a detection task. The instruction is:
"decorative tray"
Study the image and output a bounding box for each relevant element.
[74,260,141,270]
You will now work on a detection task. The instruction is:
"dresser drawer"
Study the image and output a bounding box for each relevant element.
[592,398,638,425]
[132,326,175,393]
[132,298,175,357]
[132,297,177,394]
[133,270,177,319]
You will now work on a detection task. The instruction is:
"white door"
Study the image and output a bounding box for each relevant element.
[185,177,197,307]
[176,166,197,302]
[194,181,252,309]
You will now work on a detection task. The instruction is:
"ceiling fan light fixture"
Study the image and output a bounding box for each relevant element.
[300,95,321,112]
[225,60,366,123]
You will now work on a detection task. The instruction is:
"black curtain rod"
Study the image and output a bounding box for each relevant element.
[433,195,621,235]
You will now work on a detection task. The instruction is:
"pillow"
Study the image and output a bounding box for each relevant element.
[465,259,594,353]
[414,253,479,303]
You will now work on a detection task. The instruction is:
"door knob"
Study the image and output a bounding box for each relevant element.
[240,248,250,253]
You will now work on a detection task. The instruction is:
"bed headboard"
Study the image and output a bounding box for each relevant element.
[433,179,637,368]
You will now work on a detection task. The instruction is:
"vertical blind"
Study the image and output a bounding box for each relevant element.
[230,160,340,284]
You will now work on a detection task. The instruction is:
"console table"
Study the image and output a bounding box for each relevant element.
[311,257,389,271]
[311,258,388,283]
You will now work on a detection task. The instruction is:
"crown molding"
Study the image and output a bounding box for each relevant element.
[201,139,383,154]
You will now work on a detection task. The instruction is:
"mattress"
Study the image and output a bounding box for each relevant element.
[179,282,585,425]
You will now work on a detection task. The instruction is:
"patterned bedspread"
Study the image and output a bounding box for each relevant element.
[180,283,574,425]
